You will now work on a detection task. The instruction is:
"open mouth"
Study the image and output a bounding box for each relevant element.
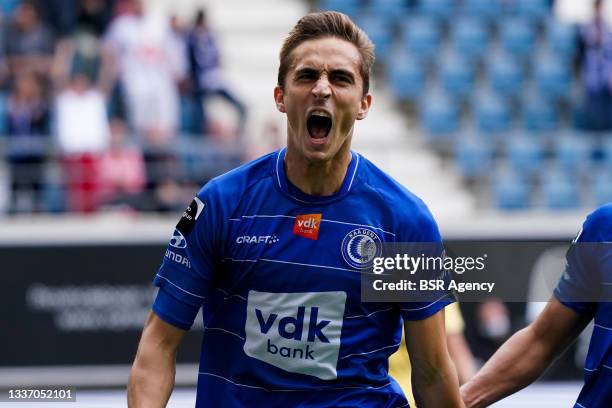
[306,111,332,140]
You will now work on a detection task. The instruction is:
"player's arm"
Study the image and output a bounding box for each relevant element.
[127,311,187,408]
[461,298,591,408]
[405,308,464,407]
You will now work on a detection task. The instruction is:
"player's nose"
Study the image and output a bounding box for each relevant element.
[312,76,331,99]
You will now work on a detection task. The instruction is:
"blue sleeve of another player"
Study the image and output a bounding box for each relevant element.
[399,204,455,321]
[553,206,609,317]
[152,184,221,329]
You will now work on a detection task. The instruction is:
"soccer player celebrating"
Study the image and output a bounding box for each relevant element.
[461,203,612,408]
[128,12,462,407]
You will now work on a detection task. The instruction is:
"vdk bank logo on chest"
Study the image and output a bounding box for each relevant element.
[293,214,322,240]
[244,290,346,380]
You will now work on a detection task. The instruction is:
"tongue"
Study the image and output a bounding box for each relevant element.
[310,123,328,139]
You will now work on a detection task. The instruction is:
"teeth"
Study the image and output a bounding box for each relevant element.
[310,110,331,118]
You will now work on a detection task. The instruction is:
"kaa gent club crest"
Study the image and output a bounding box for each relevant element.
[341,228,382,269]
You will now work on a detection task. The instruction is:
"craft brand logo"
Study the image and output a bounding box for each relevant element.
[293,214,322,240]
[244,290,346,380]
[236,234,279,244]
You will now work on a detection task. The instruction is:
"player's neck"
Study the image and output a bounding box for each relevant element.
[284,145,352,197]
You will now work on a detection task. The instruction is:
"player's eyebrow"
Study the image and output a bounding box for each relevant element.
[294,67,319,77]
[294,67,356,82]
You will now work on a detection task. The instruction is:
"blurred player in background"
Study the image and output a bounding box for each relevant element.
[461,203,612,408]
[390,302,477,407]
[128,11,462,408]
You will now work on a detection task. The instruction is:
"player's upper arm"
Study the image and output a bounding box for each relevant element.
[529,297,592,356]
[139,310,188,355]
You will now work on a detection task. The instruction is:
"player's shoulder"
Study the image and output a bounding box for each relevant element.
[580,202,612,242]
[197,151,276,203]
[358,153,439,239]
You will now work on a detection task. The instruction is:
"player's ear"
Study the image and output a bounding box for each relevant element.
[274,86,286,113]
[356,93,372,120]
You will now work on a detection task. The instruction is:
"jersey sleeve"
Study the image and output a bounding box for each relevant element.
[152,183,221,330]
[398,204,456,321]
[553,206,608,317]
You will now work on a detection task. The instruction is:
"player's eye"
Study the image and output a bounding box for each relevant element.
[297,72,317,80]
[332,74,353,84]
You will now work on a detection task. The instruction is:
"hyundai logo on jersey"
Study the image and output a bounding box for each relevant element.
[293,214,322,240]
[244,290,346,380]
[341,228,382,269]
[169,229,187,249]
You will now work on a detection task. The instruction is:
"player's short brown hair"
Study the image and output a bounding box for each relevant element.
[277,11,375,95]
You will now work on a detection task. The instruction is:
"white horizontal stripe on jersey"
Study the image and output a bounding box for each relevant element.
[198,371,393,392]
[400,293,453,312]
[204,327,245,341]
[223,257,360,273]
[227,214,396,237]
[339,342,401,360]
[345,307,394,319]
[155,274,206,299]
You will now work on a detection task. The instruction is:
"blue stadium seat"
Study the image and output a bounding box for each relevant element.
[533,53,572,101]
[541,168,580,210]
[507,135,545,176]
[554,134,593,172]
[450,16,489,61]
[487,52,524,98]
[402,16,442,61]
[179,96,199,134]
[420,92,460,138]
[603,138,612,168]
[359,15,394,62]
[455,135,493,178]
[516,0,550,23]
[521,91,559,133]
[418,0,455,20]
[591,168,612,205]
[499,17,536,58]
[492,168,531,210]
[546,19,577,59]
[439,53,475,100]
[368,0,409,23]
[320,0,362,17]
[0,92,7,135]
[386,53,426,102]
[463,0,504,21]
[474,93,512,134]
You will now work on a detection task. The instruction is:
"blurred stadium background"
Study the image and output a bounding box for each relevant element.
[0,0,609,406]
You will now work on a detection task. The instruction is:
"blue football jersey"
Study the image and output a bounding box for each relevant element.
[152,148,455,407]
[554,203,612,408]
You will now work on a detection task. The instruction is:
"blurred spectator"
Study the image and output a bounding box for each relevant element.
[76,0,113,37]
[37,0,78,38]
[5,71,49,213]
[575,0,612,131]
[5,1,54,77]
[97,118,145,208]
[56,73,110,212]
[478,299,512,341]
[187,9,247,136]
[0,0,22,20]
[104,0,185,142]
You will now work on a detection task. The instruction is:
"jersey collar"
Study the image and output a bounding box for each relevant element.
[274,147,360,205]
